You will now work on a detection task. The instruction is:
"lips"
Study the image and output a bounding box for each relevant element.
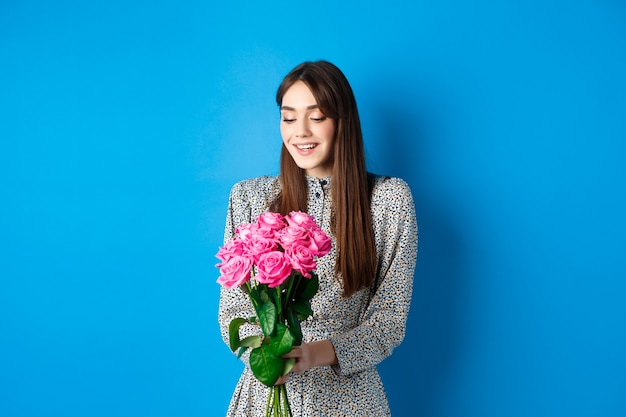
[296,143,317,150]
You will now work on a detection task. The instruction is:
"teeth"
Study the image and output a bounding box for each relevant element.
[297,144,316,150]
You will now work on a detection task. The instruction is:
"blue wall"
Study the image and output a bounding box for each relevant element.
[1,1,625,416]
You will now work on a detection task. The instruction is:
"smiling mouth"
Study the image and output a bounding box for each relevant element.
[296,144,317,150]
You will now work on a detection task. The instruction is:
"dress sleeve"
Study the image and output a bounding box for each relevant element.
[329,178,418,376]
[217,181,260,365]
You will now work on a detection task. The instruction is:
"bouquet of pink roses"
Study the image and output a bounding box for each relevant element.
[216,211,332,417]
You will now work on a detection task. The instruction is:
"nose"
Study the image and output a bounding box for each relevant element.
[295,118,311,138]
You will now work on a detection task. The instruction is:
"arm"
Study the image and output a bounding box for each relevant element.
[275,340,338,384]
[329,178,418,376]
[217,181,259,364]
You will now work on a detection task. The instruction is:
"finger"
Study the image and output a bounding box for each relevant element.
[274,374,290,385]
[282,347,302,358]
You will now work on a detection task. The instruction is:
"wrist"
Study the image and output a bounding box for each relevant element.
[309,339,338,368]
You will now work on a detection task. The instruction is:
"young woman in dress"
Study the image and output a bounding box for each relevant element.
[218,60,418,416]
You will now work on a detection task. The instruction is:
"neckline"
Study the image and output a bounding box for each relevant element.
[306,175,331,188]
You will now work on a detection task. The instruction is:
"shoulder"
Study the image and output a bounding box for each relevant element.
[369,175,418,251]
[370,174,414,203]
[228,175,281,209]
[230,175,280,194]
[369,174,416,222]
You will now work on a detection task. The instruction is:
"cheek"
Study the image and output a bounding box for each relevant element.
[280,124,290,142]
[320,121,335,140]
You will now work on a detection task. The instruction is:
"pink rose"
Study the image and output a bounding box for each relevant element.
[256,212,286,237]
[255,251,292,288]
[245,234,278,263]
[308,228,332,257]
[279,225,310,250]
[285,244,317,278]
[285,211,317,230]
[236,222,259,240]
[217,256,253,289]
[215,238,247,267]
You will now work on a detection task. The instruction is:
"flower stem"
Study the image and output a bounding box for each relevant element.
[284,274,295,303]
[246,282,257,308]
[282,384,292,416]
[266,386,272,416]
[275,286,282,317]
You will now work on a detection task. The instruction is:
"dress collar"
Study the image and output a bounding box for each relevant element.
[306,175,332,190]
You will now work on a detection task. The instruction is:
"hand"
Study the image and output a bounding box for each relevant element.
[274,340,338,385]
[273,344,310,386]
[282,344,312,375]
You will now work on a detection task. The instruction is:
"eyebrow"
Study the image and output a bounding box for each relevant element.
[280,105,320,111]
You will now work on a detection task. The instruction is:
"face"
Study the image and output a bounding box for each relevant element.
[280,81,336,178]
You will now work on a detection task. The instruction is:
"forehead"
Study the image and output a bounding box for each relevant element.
[281,81,318,109]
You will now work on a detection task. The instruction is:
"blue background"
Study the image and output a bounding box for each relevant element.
[1,1,625,416]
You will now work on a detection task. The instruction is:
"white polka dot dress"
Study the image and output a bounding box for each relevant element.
[218,175,418,416]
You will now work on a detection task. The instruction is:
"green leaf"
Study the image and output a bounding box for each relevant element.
[282,357,296,376]
[259,287,270,303]
[292,301,313,317]
[295,274,319,301]
[248,288,262,307]
[258,300,277,337]
[270,323,295,356]
[285,308,303,345]
[236,346,249,359]
[240,335,263,349]
[249,345,283,386]
[228,318,248,352]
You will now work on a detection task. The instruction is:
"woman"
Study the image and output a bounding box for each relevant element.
[218,60,417,416]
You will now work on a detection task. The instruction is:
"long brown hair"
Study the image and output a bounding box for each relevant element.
[270,60,377,297]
